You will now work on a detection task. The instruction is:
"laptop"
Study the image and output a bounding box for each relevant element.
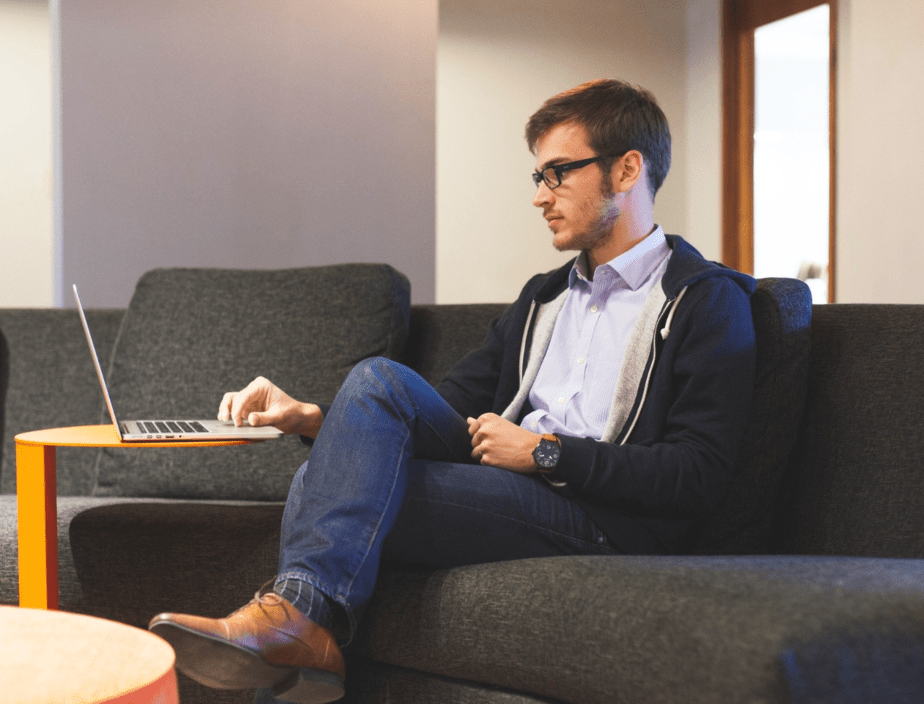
[74,285,283,442]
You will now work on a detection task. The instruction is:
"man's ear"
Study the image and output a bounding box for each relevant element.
[613,150,645,193]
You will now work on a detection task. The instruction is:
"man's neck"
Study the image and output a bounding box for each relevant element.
[585,218,657,277]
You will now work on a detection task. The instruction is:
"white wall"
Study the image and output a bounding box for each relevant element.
[58,0,437,308]
[684,0,723,264]
[835,0,924,303]
[436,0,691,304]
[8,0,922,308]
[0,0,53,307]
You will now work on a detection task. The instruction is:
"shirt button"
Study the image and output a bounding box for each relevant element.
[531,421,537,430]
[590,304,599,313]
[557,397,565,404]
[577,357,585,365]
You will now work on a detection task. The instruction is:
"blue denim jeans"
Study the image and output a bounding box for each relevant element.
[272,358,618,644]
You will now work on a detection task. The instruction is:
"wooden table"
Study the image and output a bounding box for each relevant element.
[0,605,178,703]
[16,425,256,610]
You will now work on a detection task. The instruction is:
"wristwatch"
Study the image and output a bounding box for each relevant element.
[532,434,561,474]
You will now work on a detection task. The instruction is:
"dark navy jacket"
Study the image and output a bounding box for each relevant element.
[436,235,757,554]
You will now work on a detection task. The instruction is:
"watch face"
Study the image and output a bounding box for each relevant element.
[534,438,561,469]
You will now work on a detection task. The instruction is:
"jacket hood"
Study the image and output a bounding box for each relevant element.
[661,235,756,298]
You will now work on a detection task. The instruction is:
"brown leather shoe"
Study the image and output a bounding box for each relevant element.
[149,587,345,703]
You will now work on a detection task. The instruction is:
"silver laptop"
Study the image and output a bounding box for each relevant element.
[74,285,283,442]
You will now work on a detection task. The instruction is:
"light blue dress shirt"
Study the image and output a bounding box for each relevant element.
[522,226,672,440]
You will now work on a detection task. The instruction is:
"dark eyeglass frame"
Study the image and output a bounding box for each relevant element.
[532,154,621,190]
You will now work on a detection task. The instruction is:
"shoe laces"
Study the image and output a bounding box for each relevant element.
[229,578,283,618]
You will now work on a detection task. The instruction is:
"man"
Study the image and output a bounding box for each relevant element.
[149,79,756,704]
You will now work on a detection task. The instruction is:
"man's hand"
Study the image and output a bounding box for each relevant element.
[467,413,540,473]
[218,376,323,438]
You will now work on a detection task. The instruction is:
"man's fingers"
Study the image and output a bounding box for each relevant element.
[248,410,279,428]
[230,388,259,426]
[218,392,235,421]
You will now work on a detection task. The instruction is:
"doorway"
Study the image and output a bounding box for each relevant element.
[722,0,836,302]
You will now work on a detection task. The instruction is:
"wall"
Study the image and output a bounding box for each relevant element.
[684,0,723,264]
[58,0,437,308]
[0,0,53,306]
[436,0,691,304]
[11,0,923,307]
[835,0,924,303]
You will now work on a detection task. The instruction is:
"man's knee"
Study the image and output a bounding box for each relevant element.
[341,357,413,399]
[346,356,401,383]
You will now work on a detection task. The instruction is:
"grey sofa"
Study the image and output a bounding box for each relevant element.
[1,263,923,704]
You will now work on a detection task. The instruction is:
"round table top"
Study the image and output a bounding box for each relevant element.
[0,606,177,703]
[15,424,257,448]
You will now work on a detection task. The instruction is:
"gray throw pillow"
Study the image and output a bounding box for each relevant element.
[91,264,410,500]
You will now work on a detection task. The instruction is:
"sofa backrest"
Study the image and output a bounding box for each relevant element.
[687,277,813,555]
[89,264,410,501]
[0,309,124,495]
[402,304,509,387]
[772,304,924,558]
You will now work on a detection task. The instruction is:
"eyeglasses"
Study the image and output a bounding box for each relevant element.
[532,154,619,190]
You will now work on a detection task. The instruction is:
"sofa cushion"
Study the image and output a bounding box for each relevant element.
[686,277,812,554]
[402,304,509,386]
[342,659,550,704]
[0,309,124,495]
[0,494,194,611]
[357,555,924,704]
[92,265,409,500]
[774,304,924,557]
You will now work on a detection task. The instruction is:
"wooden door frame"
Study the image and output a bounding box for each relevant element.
[721,0,837,301]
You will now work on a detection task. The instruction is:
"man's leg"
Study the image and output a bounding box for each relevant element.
[383,458,619,571]
[271,356,477,640]
[150,357,477,703]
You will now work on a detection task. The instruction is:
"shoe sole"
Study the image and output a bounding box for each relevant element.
[150,620,301,690]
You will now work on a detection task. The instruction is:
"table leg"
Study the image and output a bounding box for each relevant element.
[16,442,58,610]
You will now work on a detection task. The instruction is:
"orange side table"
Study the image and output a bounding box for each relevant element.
[16,425,257,610]
[1,605,179,703]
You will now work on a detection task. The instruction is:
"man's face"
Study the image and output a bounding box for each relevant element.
[532,121,619,255]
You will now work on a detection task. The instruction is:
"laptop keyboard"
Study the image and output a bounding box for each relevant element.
[138,421,210,434]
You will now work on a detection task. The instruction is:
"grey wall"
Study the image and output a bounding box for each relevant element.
[59,0,437,307]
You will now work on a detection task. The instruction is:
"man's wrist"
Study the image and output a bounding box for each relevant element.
[532,433,561,474]
[299,403,324,438]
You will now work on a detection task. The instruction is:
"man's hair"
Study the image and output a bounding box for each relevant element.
[525,79,672,199]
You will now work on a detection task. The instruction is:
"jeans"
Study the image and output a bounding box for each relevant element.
[272,358,618,643]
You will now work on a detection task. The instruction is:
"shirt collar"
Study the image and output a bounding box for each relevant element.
[570,225,669,291]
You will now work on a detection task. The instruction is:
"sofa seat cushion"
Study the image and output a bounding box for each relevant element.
[355,555,924,704]
[92,264,410,500]
[342,659,552,704]
[0,495,285,621]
